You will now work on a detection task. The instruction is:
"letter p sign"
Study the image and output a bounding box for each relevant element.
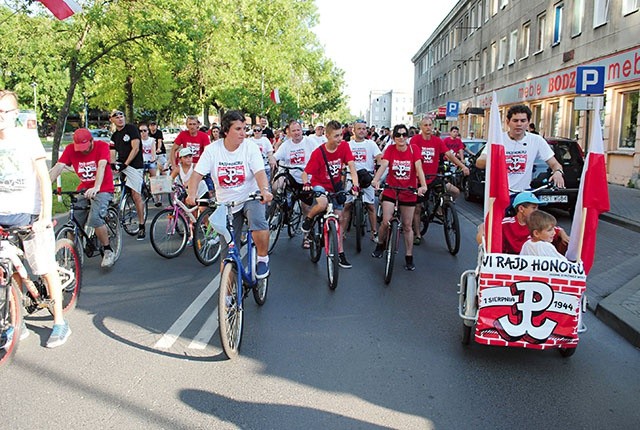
[576,66,605,95]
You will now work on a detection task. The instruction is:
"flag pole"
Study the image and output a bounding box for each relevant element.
[486,198,495,252]
[575,207,588,264]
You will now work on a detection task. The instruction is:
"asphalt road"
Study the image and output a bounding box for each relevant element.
[1,199,639,429]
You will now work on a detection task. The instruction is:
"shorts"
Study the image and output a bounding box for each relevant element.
[0,214,56,276]
[345,183,375,205]
[74,192,113,228]
[156,154,168,169]
[220,199,268,257]
[144,161,158,170]
[312,185,344,211]
[123,166,144,194]
[381,194,417,207]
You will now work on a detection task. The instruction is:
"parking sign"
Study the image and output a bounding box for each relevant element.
[446,101,459,120]
[576,66,605,95]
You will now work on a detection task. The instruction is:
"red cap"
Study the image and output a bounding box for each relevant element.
[73,128,93,151]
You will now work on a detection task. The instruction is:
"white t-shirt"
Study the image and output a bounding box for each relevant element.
[195,139,264,211]
[274,136,318,183]
[0,127,46,215]
[177,164,208,198]
[483,131,555,192]
[349,138,381,172]
[308,134,327,147]
[141,137,156,162]
[520,239,565,259]
[248,136,274,167]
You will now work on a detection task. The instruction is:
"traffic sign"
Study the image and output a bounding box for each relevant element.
[446,101,459,119]
[576,66,605,95]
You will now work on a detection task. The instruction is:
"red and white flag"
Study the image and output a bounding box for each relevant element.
[270,88,281,105]
[566,97,610,274]
[38,0,82,20]
[483,92,510,253]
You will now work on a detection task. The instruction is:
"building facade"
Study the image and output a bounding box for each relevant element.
[412,0,640,186]
[367,90,414,129]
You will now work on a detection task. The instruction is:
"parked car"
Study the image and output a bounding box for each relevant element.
[90,128,111,139]
[162,127,181,143]
[462,137,487,160]
[462,136,584,215]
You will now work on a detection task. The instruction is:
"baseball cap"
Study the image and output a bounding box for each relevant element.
[315,123,324,128]
[179,147,193,157]
[512,191,546,208]
[73,128,93,151]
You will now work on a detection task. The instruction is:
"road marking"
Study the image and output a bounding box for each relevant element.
[188,306,219,350]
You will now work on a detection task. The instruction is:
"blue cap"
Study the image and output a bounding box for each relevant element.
[512,191,546,208]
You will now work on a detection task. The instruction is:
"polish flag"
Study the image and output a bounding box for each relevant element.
[566,97,610,275]
[270,88,281,104]
[38,0,82,20]
[483,92,510,253]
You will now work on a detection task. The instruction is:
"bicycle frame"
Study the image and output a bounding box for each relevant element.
[322,204,342,255]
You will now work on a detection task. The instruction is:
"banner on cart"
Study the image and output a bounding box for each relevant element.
[475,254,586,350]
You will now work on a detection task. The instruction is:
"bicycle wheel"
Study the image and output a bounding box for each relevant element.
[218,261,243,359]
[326,220,340,290]
[0,277,22,367]
[354,197,364,253]
[384,220,399,285]
[56,224,84,266]
[443,201,460,255]
[267,202,283,254]
[309,219,322,263]
[149,208,188,258]
[120,193,140,235]
[419,200,432,236]
[105,207,123,261]
[54,238,82,313]
[193,207,221,266]
[287,199,302,238]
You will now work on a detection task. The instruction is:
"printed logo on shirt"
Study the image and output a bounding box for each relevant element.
[186,142,201,156]
[78,161,97,183]
[352,147,366,163]
[217,163,246,188]
[123,134,130,142]
[328,159,342,179]
[289,148,306,165]
[391,160,411,180]
[421,147,436,164]
[506,151,527,175]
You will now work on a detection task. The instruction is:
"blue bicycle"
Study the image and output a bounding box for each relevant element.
[213,193,268,359]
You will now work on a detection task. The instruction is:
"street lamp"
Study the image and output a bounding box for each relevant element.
[30,82,37,116]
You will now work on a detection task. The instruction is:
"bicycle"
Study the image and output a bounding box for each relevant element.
[267,165,306,253]
[55,191,123,267]
[0,225,81,366]
[378,185,418,285]
[305,190,348,290]
[112,163,152,236]
[418,172,462,255]
[350,188,367,253]
[215,193,269,359]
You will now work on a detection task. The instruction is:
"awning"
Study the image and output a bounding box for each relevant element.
[465,107,485,115]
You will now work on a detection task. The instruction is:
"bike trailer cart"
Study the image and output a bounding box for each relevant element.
[459,252,587,357]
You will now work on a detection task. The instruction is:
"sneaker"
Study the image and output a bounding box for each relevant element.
[404,262,416,271]
[101,249,116,268]
[302,237,311,249]
[46,321,71,348]
[413,236,422,245]
[137,227,146,240]
[154,201,163,208]
[338,253,352,269]
[370,232,378,242]
[301,217,313,233]
[0,321,29,350]
[256,261,269,279]
[371,244,384,259]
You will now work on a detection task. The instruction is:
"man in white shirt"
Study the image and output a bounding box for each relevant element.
[308,123,327,147]
[476,104,565,191]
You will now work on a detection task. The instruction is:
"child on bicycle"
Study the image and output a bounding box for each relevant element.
[520,209,567,259]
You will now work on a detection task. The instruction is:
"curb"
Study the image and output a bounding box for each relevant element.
[595,274,640,348]
[601,213,640,233]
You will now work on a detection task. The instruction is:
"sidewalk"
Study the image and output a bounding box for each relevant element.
[594,183,640,347]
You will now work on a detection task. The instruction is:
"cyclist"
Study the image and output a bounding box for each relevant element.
[169,115,210,171]
[371,124,428,271]
[50,128,117,268]
[0,90,69,348]
[186,110,273,278]
[341,119,381,242]
[301,120,360,268]
[410,117,469,245]
[139,122,162,207]
[148,121,167,174]
[249,126,276,180]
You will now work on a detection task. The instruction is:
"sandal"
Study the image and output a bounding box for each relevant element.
[302,238,311,249]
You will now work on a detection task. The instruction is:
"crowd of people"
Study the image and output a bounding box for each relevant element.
[0,86,571,352]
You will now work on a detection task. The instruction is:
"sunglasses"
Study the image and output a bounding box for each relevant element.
[139,129,149,132]
[253,128,262,132]
[393,132,408,138]
[111,111,124,118]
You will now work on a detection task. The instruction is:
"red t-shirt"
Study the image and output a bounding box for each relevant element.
[304,141,354,192]
[382,143,421,202]
[174,130,210,164]
[501,216,564,254]
[410,133,449,184]
[443,136,464,153]
[59,140,115,193]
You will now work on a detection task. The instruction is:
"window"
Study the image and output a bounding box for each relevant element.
[572,0,584,36]
[549,101,561,136]
[593,0,609,27]
[484,0,490,22]
[477,2,483,27]
[498,37,507,69]
[490,42,497,72]
[569,100,581,140]
[491,0,498,16]
[482,48,488,76]
[470,6,476,33]
[553,3,563,46]
[499,0,508,9]
[620,91,639,149]
[536,13,546,53]
[508,30,518,64]
[623,0,639,15]
[521,22,531,58]
[475,53,481,80]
